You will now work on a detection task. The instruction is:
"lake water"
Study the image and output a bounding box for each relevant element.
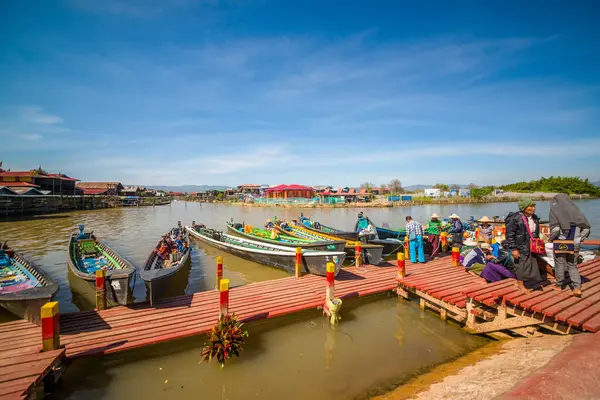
[1,200,598,399]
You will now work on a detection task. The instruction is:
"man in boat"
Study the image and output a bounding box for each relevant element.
[405,216,425,263]
[447,213,464,248]
[462,242,516,282]
[505,198,546,291]
[357,213,374,237]
[425,213,443,259]
[477,216,494,243]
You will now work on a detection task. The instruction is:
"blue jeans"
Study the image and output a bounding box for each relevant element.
[410,235,425,263]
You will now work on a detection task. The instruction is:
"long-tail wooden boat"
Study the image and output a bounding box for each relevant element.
[186,225,346,276]
[67,225,135,306]
[141,223,191,306]
[354,216,404,256]
[375,226,406,240]
[0,242,59,324]
[226,221,346,252]
[298,215,359,240]
[274,223,384,265]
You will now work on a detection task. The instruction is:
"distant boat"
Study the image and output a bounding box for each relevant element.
[274,222,384,265]
[141,223,191,306]
[67,225,135,306]
[186,224,346,276]
[0,242,59,324]
[226,220,346,252]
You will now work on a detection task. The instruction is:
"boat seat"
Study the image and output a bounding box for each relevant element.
[79,239,99,256]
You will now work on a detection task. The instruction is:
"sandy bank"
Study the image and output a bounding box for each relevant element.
[372,335,573,400]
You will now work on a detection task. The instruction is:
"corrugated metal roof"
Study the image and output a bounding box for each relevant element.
[77,182,122,189]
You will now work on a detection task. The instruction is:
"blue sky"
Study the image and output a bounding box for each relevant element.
[1,0,599,186]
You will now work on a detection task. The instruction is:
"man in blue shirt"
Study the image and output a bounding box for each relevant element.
[405,216,425,263]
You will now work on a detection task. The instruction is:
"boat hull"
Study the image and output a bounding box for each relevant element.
[369,239,403,257]
[226,224,346,252]
[186,227,345,276]
[376,227,406,240]
[303,225,359,240]
[0,251,59,324]
[0,297,53,325]
[67,234,135,306]
[141,244,191,306]
[278,224,385,265]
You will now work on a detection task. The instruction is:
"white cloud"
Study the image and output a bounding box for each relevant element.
[19,133,43,140]
[20,106,63,124]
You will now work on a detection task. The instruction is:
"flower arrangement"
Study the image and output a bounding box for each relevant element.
[201,314,249,368]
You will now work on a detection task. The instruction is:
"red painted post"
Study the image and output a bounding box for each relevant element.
[95,269,106,310]
[216,256,223,290]
[219,278,229,318]
[41,302,60,351]
[295,247,302,278]
[404,236,410,260]
[355,242,362,267]
[325,262,335,302]
[452,246,460,267]
[397,252,406,279]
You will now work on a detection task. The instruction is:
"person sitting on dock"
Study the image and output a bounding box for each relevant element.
[425,213,443,259]
[448,214,464,248]
[463,242,517,282]
[477,216,494,243]
[405,216,425,263]
[505,198,546,291]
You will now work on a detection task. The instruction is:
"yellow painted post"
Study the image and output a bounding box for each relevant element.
[216,256,223,290]
[295,247,302,278]
[355,242,362,268]
[404,236,410,260]
[325,262,335,302]
[41,302,60,351]
[219,279,229,318]
[95,269,106,311]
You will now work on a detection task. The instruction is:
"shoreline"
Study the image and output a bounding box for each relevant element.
[370,335,574,400]
[182,195,597,209]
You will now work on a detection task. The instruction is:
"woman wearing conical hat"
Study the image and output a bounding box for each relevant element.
[425,213,443,259]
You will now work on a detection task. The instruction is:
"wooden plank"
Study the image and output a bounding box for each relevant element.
[582,312,600,332]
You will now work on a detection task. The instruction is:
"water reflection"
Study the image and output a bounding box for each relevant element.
[50,294,488,400]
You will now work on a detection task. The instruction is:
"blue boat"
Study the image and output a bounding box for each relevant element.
[0,242,58,324]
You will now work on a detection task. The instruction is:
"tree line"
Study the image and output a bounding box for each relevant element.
[360,176,599,197]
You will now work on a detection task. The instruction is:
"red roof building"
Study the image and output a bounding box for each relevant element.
[0,167,79,195]
[265,184,314,199]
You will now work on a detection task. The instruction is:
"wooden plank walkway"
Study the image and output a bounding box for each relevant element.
[398,254,600,334]
[465,258,600,332]
[55,263,403,359]
[0,320,65,400]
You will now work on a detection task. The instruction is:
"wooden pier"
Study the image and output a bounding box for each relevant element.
[397,257,600,337]
[2,252,600,399]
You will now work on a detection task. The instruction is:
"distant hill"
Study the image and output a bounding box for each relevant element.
[145,185,230,192]
[593,181,600,188]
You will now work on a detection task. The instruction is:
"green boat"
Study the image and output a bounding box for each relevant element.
[226,221,346,252]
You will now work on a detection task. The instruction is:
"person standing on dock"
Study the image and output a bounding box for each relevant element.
[505,199,546,291]
[548,194,591,297]
[405,216,425,263]
[426,213,442,259]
